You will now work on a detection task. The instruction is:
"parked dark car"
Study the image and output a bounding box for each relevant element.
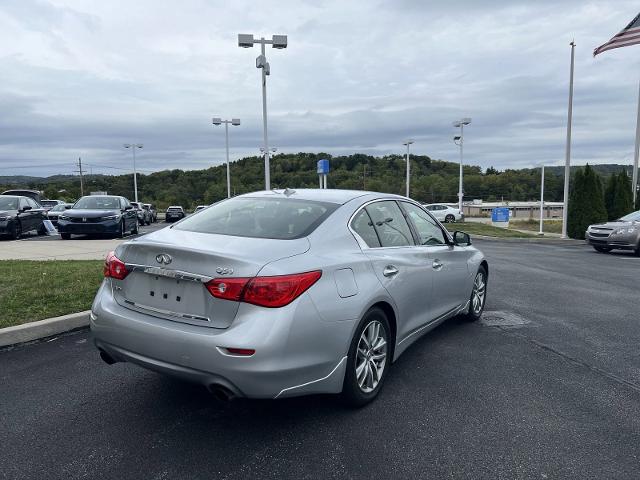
[130,202,151,225]
[57,195,138,239]
[46,203,73,226]
[40,199,66,212]
[1,189,42,203]
[0,195,47,239]
[143,203,157,222]
[165,205,185,222]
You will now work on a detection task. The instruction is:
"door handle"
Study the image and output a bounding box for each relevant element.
[383,265,399,277]
[432,259,443,270]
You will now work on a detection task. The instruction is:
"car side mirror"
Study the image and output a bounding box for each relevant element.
[124,205,133,210]
[21,206,32,212]
[453,231,471,246]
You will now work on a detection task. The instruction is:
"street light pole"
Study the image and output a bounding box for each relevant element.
[238,33,288,190]
[562,41,576,239]
[123,143,143,202]
[539,165,545,236]
[453,118,471,214]
[403,140,414,198]
[212,117,241,198]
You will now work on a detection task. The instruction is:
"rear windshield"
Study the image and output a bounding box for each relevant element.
[41,200,58,207]
[74,196,120,210]
[174,197,338,239]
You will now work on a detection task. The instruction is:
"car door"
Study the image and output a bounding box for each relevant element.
[352,200,435,341]
[400,201,471,319]
[27,198,45,231]
[18,198,35,232]
[121,198,134,229]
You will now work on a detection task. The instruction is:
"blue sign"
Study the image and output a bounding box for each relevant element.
[491,207,510,222]
[317,159,330,174]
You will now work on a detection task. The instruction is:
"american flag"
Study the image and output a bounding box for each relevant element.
[594,12,640,56]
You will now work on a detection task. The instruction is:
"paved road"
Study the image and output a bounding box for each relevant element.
[1,240,639,479]
[14,221,166,242]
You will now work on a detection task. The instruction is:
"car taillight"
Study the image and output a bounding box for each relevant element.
[104,251,129,280]
[205,270,322,308]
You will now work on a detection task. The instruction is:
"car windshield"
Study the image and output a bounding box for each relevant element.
[41,200,58,207]
[0,197,18,210]
[619,211,640,222]
[173,197,338,239]
[73,196,120,210]
[50,204,68,212]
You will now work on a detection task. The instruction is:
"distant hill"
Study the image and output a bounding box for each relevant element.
[0,154,634,209]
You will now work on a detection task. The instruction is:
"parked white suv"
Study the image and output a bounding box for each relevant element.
[423,203,463,223]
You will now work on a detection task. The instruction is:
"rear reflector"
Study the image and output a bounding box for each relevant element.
[205,270,322,308]
[104,251,129,280]
[221,347,256,356]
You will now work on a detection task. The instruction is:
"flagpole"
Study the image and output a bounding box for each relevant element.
[633,79,640,205]
[561,40,576,239]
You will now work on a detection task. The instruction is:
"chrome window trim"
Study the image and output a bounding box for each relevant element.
[348,198,453,250]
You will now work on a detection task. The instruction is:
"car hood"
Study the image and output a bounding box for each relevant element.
[0,209,18,217]
[589,220,638,229]
[65,209,121,218]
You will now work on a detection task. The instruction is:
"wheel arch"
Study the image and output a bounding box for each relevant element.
[368,300,397,362]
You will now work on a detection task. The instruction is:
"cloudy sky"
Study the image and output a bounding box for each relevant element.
[1,0,640,177]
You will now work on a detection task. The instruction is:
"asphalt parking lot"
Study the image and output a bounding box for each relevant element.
[14,220,166,242]
[1,240,639,479]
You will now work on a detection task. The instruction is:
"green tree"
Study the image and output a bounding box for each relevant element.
[567,164,608,239]
[613,170,634,218]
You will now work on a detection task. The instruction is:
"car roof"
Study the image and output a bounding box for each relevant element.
[237,188,379,205]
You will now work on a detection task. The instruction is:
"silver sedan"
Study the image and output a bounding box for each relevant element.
[91,189,488,406]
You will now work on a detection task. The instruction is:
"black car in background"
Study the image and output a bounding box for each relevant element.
[1,189,42,203]
[165,206,185,222]
[57,195,138,239]
[0,195,47,239]
[46,203,73,226]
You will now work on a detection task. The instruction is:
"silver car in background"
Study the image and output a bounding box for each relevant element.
[91,189,488,406]
[586,210,640,255]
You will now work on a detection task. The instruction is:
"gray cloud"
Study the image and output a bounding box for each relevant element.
[1,0,640,177]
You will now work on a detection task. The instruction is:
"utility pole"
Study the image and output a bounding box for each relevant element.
[77,157,84,197]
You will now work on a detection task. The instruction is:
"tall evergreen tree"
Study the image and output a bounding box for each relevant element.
[567,164,608,239]
[613,169,634,218]
[604,172,617,220]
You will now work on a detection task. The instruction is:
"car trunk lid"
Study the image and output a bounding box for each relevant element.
[112,228,310,328]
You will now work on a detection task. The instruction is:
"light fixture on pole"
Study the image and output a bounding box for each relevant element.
[123,143,143,202]
[212,117,241,198]
[452,118,471,215]
[402,139,414,198]
[238,33,288,191]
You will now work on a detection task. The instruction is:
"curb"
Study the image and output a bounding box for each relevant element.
[472,235,586,245]
[0,311,90,348]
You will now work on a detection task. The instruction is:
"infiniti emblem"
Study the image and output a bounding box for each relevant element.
[156,253,172,265]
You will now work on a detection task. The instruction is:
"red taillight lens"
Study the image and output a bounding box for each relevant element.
[205,270,322,308]
[104,251,129,280]
[205,277,250,301]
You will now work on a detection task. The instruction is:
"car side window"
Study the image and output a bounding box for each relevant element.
[365,201,414,247]
[18,198,28,210]
[27,198,38,209]
[401,202,448,246]
[351,209,381,248]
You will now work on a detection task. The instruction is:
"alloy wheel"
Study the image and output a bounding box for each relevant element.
[472,271,486,314]
[355,320,388,393]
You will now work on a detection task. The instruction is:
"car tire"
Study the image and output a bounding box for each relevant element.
[117,220,125,239]
[60,233,70,240]
[342,307,391,408]
[445,214,455,223]
[462,265,488,322]
[10,221,22,240]
[634,242,640,257]
[37,222,47,236]
[593,246,612,253]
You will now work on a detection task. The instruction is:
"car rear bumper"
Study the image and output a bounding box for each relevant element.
[90,281,353,399]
